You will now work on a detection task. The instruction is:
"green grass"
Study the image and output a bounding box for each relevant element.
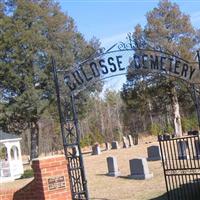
[20,169,34,179]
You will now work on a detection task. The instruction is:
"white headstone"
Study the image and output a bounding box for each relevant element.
[92,144,101,155]
[105,142,111,151]
[72,145,79,157]
[128,135,133,147]
[122,136,128,148]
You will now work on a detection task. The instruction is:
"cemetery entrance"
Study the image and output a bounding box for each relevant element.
[52,33,200,200]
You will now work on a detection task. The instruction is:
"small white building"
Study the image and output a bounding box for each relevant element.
[0,130,24,183]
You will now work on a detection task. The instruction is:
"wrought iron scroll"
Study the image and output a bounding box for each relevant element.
[52,57,89,200]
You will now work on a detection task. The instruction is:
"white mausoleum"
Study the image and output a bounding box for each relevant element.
[0,130,24,183]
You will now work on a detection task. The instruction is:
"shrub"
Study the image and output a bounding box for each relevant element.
[80,134,94,148]
[113,128,122,142]
[182,116,198,132]
[164,124,174,134]
[80,129,105,148]
[95,132,104,144]
[149,123,162,136]
[20,169,34,179]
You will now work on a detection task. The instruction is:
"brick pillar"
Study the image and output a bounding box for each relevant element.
[32,155,72,200]
[14,155,72,200]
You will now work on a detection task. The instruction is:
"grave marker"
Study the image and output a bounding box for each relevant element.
[128,135,133,147]
[105,142,111,150]
[92,144,101,155]
[147,145,161,161]
[122,136,128,148]
[177,141,189,160]
[111,141,119,149]
[129,158,153,180]
[106,156,120,177]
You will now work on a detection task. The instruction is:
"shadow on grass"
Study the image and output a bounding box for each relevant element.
[96,173,108,176]
[82,151,92,155]
[118,175,134,180]
[149,193,167,200]
[149,180,200,200]
[96,175,200,200]
[90,198,111,200]
[96,174,132,179]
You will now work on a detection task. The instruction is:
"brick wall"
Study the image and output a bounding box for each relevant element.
[0,155,72,200]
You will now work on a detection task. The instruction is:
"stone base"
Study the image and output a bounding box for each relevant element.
[129,173,153,180]
[147,157,161,161]
[107,171,120,177]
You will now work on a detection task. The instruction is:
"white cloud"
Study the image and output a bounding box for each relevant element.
[100,32,130,48]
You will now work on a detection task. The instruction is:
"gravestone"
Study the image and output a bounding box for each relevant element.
[157,135,163,141]
[105,142,111,151]
[188,131,193,136]
[72,145,79,157]
[122,136,128,148]
[111,141,119,149]
[133,134,139,145]
[147,145,161,161]
[92,144,101,155]
[188,130,199,136]
[128,135,133,147]
[177,141,189,160]
[129,158,153,179]
[171,134,175,138]
[106,156,120,177]
[163,134,171,140]
[194,140,200,159]
[192,130,199,135]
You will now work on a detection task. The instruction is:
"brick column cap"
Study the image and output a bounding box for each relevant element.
[32,155,67,168]
[32,155,65,162]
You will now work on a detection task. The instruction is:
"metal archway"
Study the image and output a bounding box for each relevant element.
[52,33,200,200]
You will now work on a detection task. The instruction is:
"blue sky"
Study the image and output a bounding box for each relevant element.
[59,0,200,92]
[59,0,200,47]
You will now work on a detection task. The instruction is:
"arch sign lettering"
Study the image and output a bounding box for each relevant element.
[63,33,200,95]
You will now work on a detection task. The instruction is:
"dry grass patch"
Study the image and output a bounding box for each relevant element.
[83,140,167,200]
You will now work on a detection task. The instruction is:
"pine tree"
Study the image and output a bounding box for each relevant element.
[123,0,199,136]
[0,0,98,159]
